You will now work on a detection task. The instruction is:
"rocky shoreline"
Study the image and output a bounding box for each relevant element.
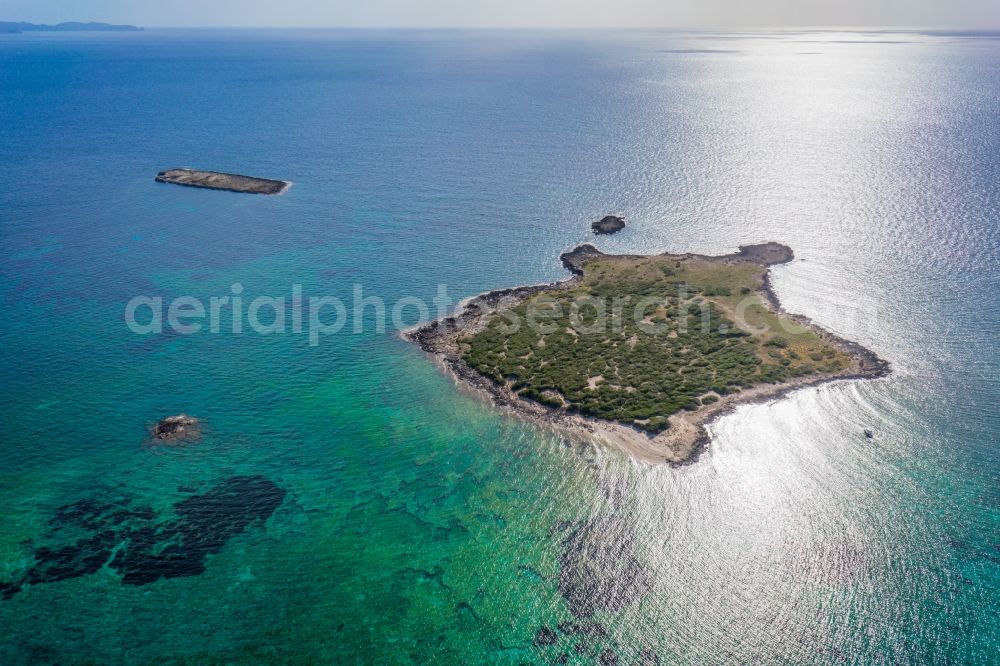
[405,243,890,465]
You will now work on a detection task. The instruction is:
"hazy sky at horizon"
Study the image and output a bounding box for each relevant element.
[5,0,1000,29]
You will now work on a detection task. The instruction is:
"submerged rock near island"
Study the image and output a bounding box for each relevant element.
[155,168,291,195]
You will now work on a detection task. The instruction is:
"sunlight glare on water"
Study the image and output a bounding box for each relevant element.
[0,28,996,664]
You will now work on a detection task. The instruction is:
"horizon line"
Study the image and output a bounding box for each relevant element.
[4,21,1000,32]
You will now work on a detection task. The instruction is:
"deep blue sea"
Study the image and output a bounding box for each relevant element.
[0,28,998,664]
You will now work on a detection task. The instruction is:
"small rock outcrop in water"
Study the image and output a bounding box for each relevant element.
[151,414,201,443]
[591,215,626,235]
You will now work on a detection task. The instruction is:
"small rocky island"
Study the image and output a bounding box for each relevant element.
[406,242,888,464]
[155,169,291,195]
[151,414,202,444]
[591,215,626,235]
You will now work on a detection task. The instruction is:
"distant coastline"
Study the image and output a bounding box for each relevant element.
[0,21,142,34]
[406,243,890,465]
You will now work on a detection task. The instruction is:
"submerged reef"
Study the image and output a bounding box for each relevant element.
[557,517,652,618]
[1,476,285,599]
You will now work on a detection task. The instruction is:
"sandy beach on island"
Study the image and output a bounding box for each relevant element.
[405,243,890,465]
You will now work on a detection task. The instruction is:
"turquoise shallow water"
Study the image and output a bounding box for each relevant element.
[0,29,998,664]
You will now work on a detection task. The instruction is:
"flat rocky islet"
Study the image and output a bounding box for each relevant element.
[155,168,290,195]
[408,241,888,464]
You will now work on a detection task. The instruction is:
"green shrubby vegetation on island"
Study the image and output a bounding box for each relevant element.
[459,255,849,433]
